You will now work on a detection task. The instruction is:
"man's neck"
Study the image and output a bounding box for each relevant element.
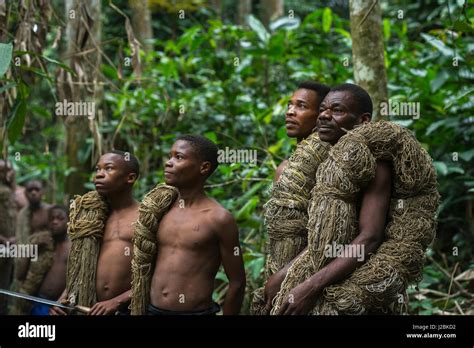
[105,190,136,211]
[29,202,43,212]
[176,185,206,207]
[53,233,68,245]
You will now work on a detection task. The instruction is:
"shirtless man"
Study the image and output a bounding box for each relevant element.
[148,135,246,315]
[274,81,330,181]
[265,83,392,314]
[50,150,140,315]
[29,206,71,315]
[14,180,51,282]
[0,160,27,213]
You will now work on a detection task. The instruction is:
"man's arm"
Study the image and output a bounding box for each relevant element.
[215,210,246,315]
[89,289,131,315]
[274,160,289,183]
[263,245,305,311]
[278,161,392,315]
[49,289,68,315]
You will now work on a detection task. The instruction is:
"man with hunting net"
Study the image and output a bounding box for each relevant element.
[253,83,439,315]
[50,150,141,315]
[273,81,330,182]
[130,135,246,315]
[250,81,332,313]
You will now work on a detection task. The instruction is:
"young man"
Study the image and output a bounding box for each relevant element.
[265,83,392,314]
[21,206,71,315]
[252,82,330,314]
[147,135,246,315]
[50,150,140,315]
[13,180,51,286]
[274,81,330,181]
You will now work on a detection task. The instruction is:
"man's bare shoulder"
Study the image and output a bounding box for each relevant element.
[202,198,236,230]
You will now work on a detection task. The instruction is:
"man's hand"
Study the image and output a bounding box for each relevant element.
[89,298,120,315]
[277,280,322,315]
[49,299,69,316]
[263,269,286,312]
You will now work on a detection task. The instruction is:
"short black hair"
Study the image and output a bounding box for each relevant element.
[25,179,44,189]
[49,205,68,218]
[297,81,330,104]
[107,150,140,178]
[330,83,373,117]
[176,135,219,177]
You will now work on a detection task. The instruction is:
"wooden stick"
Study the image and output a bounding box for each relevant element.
[427,256,473,298]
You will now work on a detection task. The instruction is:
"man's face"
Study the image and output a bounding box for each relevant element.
[25,181,43,206]
[49,209,68,237]
[93,153,135,195]
[164,140,208,187]
[317,91,369,145]
[285,89,321,140]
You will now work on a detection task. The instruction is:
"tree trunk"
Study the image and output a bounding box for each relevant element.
[128,0,153,53]
[59,0,102,200]
[238,0,252,26]
[260,0,284,28]
[349,0,388,121]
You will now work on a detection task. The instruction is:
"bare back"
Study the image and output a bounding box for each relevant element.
[150,197,227,311]
[96,203,139,301]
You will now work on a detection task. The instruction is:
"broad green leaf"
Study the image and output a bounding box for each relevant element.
[269,17,300,32]
[204,131,217,143]
[322,7,332,33]
[459,149,474,162]
[0,42,13,78]
[248,15,269,44]
[430,69,450,93]
[383,18,391,40]
[7,99,27,145]
[433,161,448,176]
[421,33,454,56]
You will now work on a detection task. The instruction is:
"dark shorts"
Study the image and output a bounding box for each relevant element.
[115,307,131,316]
[147,302,220,316]
[30,295,50,316]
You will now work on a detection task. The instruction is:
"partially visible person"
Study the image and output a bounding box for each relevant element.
[50,150,140,316]
[0,160,16,314]
[13,180,51,283]
[29,206,71,315]
[274,81,330,181]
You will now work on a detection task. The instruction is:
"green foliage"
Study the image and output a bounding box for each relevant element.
[0,43,13,78]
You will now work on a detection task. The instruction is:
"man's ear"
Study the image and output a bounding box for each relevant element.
[200,161,211,177]
[358,112,371,125]
[127,172,137,184]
